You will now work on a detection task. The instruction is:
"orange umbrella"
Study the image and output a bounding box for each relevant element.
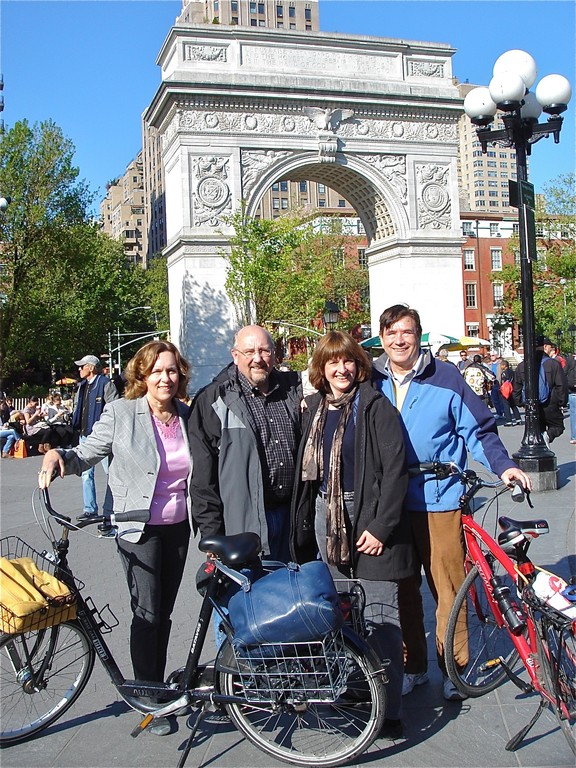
[55,377,78,385]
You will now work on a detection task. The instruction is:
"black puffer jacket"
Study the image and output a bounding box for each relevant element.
[289,381,415,581]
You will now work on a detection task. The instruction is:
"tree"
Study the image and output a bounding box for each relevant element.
[0,120,151,388]
[222,204,369,336]
[495,172,576,345]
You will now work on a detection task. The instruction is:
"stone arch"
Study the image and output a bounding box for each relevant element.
[145,23,465,391]
[242,152,410,245]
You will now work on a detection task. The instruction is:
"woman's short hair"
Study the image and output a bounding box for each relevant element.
[308,331,372,394]
[124,341,190,400]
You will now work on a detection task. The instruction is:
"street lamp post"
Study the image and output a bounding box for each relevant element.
[114,306,152,372]
[322,301,340,331]
[464,50,571,491]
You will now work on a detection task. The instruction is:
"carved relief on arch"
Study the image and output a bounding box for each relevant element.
[415,164,451,230]
[192,155,232,228]
[362,155,407,206]
[240,149,293,200]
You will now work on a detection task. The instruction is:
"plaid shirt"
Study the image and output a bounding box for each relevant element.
[237,371,297,505]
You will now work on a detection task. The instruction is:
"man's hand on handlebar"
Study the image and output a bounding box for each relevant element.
[38,449,65,489]
[501,466,532,493]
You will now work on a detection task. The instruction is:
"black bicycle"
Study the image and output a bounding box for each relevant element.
[0,488,387,767]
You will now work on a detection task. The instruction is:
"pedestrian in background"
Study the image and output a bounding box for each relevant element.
[72,355,119,522]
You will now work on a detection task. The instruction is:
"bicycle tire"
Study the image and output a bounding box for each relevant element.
[445,564,521,697]
[218,633,386,767]
[0,620,95,745]
[536,615,576,755]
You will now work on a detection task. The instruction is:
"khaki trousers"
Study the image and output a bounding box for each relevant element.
[399,510,468,675]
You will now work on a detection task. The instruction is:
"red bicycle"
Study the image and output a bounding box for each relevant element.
[416,461,575,755]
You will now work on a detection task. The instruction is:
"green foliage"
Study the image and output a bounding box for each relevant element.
[0,120,153,389]
[222,204,369,333]
[498,173,575,343]
[143,256,170,331]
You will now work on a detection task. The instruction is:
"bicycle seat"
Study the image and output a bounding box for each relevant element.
[497,516,549,548]
[198,532,262,566]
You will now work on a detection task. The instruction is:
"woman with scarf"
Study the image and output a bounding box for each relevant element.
[290,331,414,740]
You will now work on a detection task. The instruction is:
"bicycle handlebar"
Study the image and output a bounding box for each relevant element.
[39,488,148,530]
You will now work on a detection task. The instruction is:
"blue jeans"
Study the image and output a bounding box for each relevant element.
[0,429,19,454]
[569,392,576,441]
[80,435,113,515]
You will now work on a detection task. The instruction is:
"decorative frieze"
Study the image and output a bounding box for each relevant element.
[183,44,227,62]
[362,155,407,206]
[407,59,445,78]
[241,150,292,198]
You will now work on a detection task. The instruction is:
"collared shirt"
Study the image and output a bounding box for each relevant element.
[383,352,425,411]
[237,370,297,504]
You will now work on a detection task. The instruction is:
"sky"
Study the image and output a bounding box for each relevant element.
[1,0,575,210]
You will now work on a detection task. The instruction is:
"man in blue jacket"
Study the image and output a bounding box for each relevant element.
[72,354,119,522]
[373,305,531,701]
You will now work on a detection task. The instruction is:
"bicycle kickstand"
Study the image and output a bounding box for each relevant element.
[505,699,546,751]
[177,704,216,768]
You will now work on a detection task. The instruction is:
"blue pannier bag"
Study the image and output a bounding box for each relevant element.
[227,560,343,647]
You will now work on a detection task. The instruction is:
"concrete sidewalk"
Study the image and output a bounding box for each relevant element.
[0,422,574,768]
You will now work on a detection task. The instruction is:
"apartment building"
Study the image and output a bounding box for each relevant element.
[457,82,519,214]
[178,0,319,30]
[99,153,147,266]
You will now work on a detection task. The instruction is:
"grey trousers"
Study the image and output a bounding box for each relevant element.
[314,496,403,720]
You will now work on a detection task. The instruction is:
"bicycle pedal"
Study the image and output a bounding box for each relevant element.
[131,713,153,738]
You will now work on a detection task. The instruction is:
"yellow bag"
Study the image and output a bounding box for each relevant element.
[13,440,28,459]
[0,556,77,634]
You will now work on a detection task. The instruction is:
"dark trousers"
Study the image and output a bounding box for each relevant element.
[117,520,190,682]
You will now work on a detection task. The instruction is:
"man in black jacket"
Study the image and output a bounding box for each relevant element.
[513,336,568,444]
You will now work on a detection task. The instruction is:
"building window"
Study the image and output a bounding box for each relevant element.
[490,248,502,272]
[258,2,264,12]
[318,183,326,193]
[358,248,367,269]
[305,8,311,20]
[251,18,257,25]
[489,223,499,236]
[299,181,307,192]
[250,1,257,11]
[489,201,500,207]
[272,182,279,191]
[462,221,473,235]
[463,248,475,270]
[281,198,288,209]
[232,16,239,24]
[493,283,504,308]
[466,323,479,337]
[513,222,519,235]
[289,6,295,17]
[272,198,280,210]
[280,181,288,192]
[318,199,326,207]
[231,0,238,10]
[276,5,283,17]
[514,249,520,266]
[338,199,346,207]
[465,283,477,308]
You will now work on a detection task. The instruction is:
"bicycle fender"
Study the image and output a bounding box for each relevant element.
[341,626,390,678]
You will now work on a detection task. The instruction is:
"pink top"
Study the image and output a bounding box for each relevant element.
[148,414,190,525]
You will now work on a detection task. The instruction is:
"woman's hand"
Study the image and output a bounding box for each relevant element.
[38,450,65,488]
[356,530,384,557]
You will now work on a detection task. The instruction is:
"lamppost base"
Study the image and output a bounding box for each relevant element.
[512,450,558,492]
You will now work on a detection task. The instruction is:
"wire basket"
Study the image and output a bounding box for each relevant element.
[231,629,350,704]
[0,536,79,634]
[334,579,367,637]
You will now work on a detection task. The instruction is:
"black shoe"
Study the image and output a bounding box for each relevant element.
[380,718,403,740]
[76,513,98,523]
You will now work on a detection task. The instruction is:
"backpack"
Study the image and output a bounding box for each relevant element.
[523,361,551,404]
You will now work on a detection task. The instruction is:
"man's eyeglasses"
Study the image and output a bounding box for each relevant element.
[234,348,273,360]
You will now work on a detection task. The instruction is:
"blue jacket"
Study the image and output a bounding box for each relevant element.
[373,350,516,512]
[72,374,118,435]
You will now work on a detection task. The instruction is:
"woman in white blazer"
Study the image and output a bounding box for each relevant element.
[39,341,192,735]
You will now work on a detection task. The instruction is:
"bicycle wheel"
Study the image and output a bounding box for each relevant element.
[445,564,520,697]
[0,620,95,745]
[536,616,576,755]
[218,633,386,767]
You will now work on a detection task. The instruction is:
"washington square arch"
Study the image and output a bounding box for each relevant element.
[144,23,464,391]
